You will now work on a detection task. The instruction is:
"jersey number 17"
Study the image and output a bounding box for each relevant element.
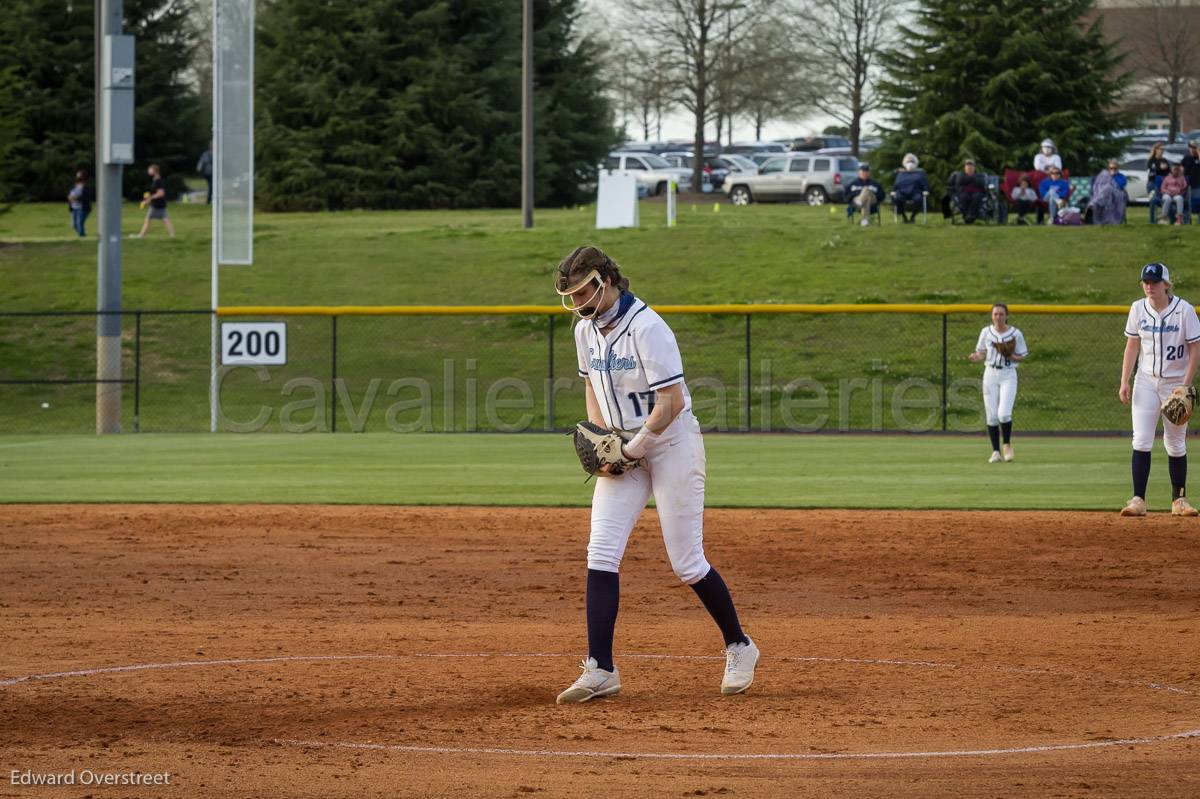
[628,391,656,416]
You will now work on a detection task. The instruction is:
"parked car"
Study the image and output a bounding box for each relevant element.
[661,151,726,189]
[660,152,760,190]
[621,140,672,155]
[1118,157,1152,204]
[724,153,860,205]
[604,152,693,195]
[665,141,722,157]
[789,135,852,152]
[725,141,788,156]
[716,154,759,174]
[749,151,783,167]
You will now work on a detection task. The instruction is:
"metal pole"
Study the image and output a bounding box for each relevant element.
[941,314,948,431]
[134,311,141,432]
[209,0,219,432]
[744,314,751,431]
[96,0,124,433]
[331,315,338,433]
[547,314,554,430]
[521,0,533,229]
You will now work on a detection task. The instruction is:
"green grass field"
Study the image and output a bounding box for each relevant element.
[3,200,1190,435]
[0,200,1193,309]
[0,433,1151,511]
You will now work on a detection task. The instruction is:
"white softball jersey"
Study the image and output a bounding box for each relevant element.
[575,295,692,432]
[975,325,1027,426]
[975,325,1028,369]
[1125,296,1200,380]
[1125,296,1200,454]
[573,293,709,585]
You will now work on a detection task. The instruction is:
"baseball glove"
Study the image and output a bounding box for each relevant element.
[1162,385,1198,425]
[994,338,1017,358]
[572,421,641,477]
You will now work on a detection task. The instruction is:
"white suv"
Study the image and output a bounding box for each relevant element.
[605,152,693,195]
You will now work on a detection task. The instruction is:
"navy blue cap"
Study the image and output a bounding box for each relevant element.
[1141,262,1170,283]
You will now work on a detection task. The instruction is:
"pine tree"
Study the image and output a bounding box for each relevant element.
[0,0,202,203]
[0,0,96,202]
[255,0,616,211]
[873,0,1132,192]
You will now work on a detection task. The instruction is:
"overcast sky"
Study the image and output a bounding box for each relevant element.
[579,0,896,145]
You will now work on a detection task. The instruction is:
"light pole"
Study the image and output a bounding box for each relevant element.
[521,0,533,229]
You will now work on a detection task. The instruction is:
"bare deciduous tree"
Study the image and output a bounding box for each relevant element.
[618,42,675,141]
[801,0,898,156]
[1125,0,1200,142]
[736,14,818,141]
[626,0,765,191]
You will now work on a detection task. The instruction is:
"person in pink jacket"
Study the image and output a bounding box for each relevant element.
[1159,164,1189,225]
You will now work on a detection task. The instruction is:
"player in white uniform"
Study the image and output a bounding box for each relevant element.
[1118,262,1200,516]
[968,303,1028,462]
[551,245,759,704]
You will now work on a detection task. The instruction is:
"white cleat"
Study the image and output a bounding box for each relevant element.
[1171,497,1199,516]
[1002,443,1014,462]
[1120,496,1147,516]
[988,451,1002,463]
[556,658,620,704]
[721,637,760,695]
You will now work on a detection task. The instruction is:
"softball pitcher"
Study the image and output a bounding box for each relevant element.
[553,245,758,704]
[968,303,1028,462]
[1118,262,1200,516]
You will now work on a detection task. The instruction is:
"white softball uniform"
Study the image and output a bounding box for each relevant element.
[1125,296,1200,455]
[575,294,709,585]
[975,325,1028,425]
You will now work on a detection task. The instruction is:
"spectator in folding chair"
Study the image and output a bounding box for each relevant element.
[891,153,930,223]
[1158,163,1189,225]
[846,163,884,226]
[1147,142,1172,222]
[1182,139,1200,223]
[1037,166,1070,224]
[1090,159,1128,225]
[1009,176,1038,225]
[943,159,988,224]
[1034,138,1062,173]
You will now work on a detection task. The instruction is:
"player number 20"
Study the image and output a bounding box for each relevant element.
[627,391,656,416]
[1166,344,1186,361]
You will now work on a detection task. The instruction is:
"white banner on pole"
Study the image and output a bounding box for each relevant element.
[214,0,254,265]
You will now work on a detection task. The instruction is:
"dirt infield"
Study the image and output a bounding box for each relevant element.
[1,504,1198,798]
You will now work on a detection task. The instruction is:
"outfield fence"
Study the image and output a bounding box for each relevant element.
[0,304,1133,434]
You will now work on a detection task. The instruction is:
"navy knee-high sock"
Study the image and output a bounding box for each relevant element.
[690,567,748,647]
[987,425,1001,451]
[1000,421,1013,444]
[586,569,619,672]
[1169,455,1187,499]
[1132,450,1152,499]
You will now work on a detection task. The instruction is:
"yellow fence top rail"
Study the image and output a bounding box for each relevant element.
[218,303,1129,316]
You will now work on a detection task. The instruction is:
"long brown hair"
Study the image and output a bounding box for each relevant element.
[555,246,630,293]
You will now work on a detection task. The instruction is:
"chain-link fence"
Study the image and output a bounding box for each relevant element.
[0,306,1132,434]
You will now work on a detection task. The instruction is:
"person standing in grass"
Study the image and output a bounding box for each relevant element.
[135,164,175,238]
[968,303,1028,463]
[66,170,92,237]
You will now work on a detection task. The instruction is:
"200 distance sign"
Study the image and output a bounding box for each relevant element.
[220,322,287,365]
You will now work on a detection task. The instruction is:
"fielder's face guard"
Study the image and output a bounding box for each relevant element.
[556,268,605,318]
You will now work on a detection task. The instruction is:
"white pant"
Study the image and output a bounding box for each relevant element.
[982,366,1017,425]
[587,411,710,585]
[1131,374,1189,456]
